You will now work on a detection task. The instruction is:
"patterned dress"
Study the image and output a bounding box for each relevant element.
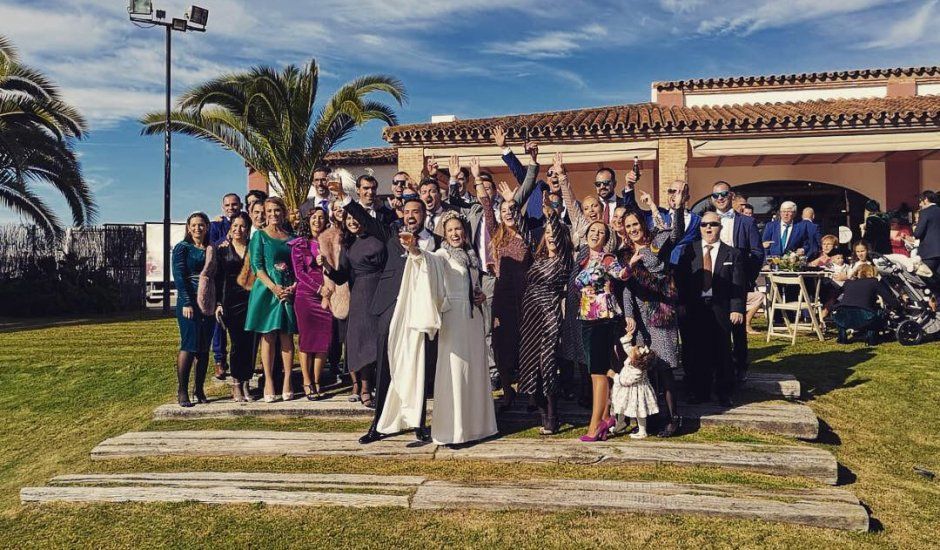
[517,215,573,399]
[620,209,685,371]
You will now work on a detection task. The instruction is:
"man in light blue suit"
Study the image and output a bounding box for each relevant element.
[761,201,818,259]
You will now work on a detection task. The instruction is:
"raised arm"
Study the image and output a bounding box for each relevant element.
[494,125,527,185]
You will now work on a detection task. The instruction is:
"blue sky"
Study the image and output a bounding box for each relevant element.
[2,0,939,223]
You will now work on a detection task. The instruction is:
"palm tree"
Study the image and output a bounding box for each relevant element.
[0,35,96,235]
[140,60,406,212]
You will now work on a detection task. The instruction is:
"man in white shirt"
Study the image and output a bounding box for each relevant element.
[300,166,332,218]
[420,178,455,233]
[355,174,395,226]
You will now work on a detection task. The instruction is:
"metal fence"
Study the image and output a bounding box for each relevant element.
[0,224,146,312]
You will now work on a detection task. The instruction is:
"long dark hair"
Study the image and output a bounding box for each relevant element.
[296,207,328,240]
[227,212,252,245]
[619,209,653,254]
[183,212,210,244]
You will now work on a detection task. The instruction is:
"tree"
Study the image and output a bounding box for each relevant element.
[140,59,406,212]
[0,35,96,235]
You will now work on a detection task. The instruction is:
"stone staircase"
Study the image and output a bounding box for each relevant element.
[21,372,872,532]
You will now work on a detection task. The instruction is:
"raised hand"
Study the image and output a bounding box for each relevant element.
[404,174,418,195]
[448,155,460,179]
[552,152,565,176]
[638,189,654,209]
[542,192,554,218]
[525,141,539,164]
[493,125,507,148]
[469,156,481,179]
[626,170,638,189]
[426,157,439,177]
[496,180,517,203]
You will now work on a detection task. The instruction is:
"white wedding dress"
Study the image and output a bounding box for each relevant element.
[378,248,497,444]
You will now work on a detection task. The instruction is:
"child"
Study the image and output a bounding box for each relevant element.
[820,247,850,319]
[608,334,659,439]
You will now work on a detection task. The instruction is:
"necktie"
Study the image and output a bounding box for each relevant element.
[703,245,713,291]
[781,224,790,250]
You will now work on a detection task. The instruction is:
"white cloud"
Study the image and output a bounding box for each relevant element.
[692,0,890,36]
[483,24,609,59]
[863,0,938,49]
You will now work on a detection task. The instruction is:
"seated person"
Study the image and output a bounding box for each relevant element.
[809,234,839,268]
[819,247,850,318]
[832,264,899,345]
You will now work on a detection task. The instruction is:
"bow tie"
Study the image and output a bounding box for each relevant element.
[719,210,735,219]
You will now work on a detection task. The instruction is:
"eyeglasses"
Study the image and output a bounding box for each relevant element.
[392,180,407,186]
[594,180,613,187]
[711,191,731,199]
[666,189,680,195]
[700,221,722,228]
[546,170,557,177]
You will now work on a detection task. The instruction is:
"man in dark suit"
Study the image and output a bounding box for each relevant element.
[802,207,823,260]
[677,211,747,407]
[761,201,818,259]
[710,181,763,382]
[912,190,940,291]
[354,174,396,227]
[419,177,457,234]
[332,183,442,444]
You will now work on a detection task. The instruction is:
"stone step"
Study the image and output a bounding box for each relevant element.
[91,430,837,484]
[153,395,819,440]
[21,472,868,531]
[673,371,801,399]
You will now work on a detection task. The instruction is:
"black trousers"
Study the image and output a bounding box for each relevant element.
[686,297,735,401]
[368,306,436,434]
[224,308,253,383]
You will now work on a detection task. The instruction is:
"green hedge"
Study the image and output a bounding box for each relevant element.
[0,253,123,316]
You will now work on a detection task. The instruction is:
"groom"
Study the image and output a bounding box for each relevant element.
[339,187,442,444]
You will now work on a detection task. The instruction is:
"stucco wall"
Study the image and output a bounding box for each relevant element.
[920,159,940,191]
[688,162,886,206]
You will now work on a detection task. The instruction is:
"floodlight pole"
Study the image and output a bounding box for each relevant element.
[162,24,171,314]
[129,8,205,314]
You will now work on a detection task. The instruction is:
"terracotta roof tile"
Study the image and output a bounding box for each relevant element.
[323,146,397,165]
[384,96,940,145]
[654,66,940,92]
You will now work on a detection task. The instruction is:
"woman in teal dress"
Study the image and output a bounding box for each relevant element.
[173,212,213,408]
[245,197,298,402]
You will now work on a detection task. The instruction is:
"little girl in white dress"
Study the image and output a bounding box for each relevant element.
[609,335,659,439]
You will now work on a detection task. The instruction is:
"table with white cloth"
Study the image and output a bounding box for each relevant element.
[761,270,829,343]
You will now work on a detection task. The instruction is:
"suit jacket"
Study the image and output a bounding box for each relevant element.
[677,241,746,317]
[344,200,442,316]
[670,210,702,265]
[724,212,764,283]
[762,219,818,259]
[502,150,547,227]
[449,163,540,249]
[208,217,232,247]
[914,204,940,259]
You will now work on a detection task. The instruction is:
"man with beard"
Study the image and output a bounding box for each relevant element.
[710,181,763,383]
[300,166,333,218]
[420,177,457,234]
[386,171,411,217]
[332,183,442,445]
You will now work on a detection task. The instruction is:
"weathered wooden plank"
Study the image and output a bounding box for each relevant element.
[50,471,425,490]
[21,485,409,508]
[410,480,869,532]
[436,439,837,484]
[91,431,837,484]
[152,396,819,439]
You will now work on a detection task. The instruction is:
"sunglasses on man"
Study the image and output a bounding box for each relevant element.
[711,191,731,199]
[594,180,613,188]
[700,221,722,228]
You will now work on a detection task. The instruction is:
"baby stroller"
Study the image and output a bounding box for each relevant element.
[872,255,940,345]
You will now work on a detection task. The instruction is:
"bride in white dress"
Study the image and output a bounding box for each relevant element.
[396,211,498,445]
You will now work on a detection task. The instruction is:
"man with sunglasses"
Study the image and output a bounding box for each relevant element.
[676,211,746,407]
[385,171,412,215]
[666,180,701,265]
[710,181,763,383]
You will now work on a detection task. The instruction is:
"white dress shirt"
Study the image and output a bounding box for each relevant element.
[417,228,434,251]
[717,209,735,247]
[701,240,721,298]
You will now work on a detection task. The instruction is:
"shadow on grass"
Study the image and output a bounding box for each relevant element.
[751,348,876,400]
[0,310,169,333]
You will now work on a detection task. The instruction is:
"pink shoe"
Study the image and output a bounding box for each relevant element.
[579,426,608,442]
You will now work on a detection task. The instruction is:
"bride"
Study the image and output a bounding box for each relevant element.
[398,210,498,445]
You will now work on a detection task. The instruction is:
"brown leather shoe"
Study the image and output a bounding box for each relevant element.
[213,363,226,380]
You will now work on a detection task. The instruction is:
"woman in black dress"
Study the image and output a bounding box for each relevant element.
[322,211,387,408]
[212,213,254,401]
[517,206,573,434]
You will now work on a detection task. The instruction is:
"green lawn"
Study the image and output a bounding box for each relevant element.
[0,313,937,548]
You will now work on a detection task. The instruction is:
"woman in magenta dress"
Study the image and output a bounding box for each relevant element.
[290,207,333,399]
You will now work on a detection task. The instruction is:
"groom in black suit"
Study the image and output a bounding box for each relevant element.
[676,211,746,407]
[338,189,443,444]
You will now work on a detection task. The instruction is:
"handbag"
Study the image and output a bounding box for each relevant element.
[236,250,256,291]
[196,245,217,316]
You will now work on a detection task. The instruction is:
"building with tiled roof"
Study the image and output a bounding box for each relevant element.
[382,65,940,232]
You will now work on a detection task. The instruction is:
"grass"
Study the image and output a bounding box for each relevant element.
[0,313,938,548]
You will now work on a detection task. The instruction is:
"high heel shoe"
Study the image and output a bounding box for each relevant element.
[263,394,277,403]
[579,425,608,442]
[657,416,681,438]
[193,390,209,404]
[282,391,294,402]
[177,390,194,408]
